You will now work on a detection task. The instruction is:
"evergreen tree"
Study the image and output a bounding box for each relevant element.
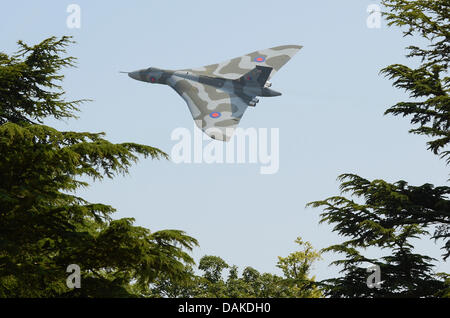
[306,0,449,297]
[307,175,449,297]
[0,36,198,297]
[381,0,449,163]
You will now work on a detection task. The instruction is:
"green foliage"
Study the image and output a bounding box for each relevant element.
[308,174,449,297]
[199,256,229,284]
[436,273,450,298]
[305,0,450,298]
[150,237,323,298]
[0,36,198,297]
[276,238,322,298]
[0,36,83,124]
[380,0,450,163]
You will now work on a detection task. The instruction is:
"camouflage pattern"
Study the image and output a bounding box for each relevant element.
[127,45,302,141]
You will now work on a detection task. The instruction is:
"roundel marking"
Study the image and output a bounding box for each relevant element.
[150,77,156,83]
[254,56,265,63]
[209,112,221,119]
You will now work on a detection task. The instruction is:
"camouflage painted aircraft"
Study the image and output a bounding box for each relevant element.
[125,45,302,141]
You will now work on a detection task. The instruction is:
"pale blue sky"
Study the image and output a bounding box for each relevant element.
[1,1,448,280]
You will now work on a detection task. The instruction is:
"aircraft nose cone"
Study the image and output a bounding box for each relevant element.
[128,70,141,81]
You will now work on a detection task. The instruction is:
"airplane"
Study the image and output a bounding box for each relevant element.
[125,45,302,141]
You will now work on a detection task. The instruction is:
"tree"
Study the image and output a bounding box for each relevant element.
[306,0,449,297]
[150,237,323,298]
[307,174,449,297]
[381,0,450,261]
[194,256,230,297]
[0,36,198,297]
[381,0,449,163]
[276,237,322,298]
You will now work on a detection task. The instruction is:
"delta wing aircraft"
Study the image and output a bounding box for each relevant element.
[125,45,302,141]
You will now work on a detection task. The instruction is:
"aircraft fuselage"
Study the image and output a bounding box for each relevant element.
[128,67,282,99]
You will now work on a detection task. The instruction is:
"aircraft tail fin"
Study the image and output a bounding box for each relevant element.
[239,65,273,87]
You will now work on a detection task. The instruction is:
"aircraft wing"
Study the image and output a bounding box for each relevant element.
[167,77,250,141]
[182,44,302,81]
